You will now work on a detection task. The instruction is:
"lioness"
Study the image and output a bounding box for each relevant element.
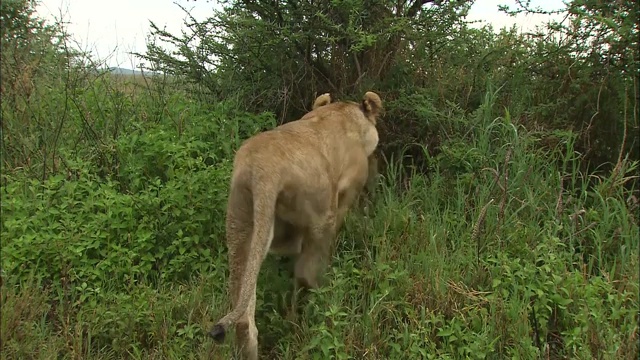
[209,92,382,360]
[268,92,379,262]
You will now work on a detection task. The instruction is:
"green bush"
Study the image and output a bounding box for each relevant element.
[1,98,279,290]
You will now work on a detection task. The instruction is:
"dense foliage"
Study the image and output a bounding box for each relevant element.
[142,0,639,172]
[1,0,638,358]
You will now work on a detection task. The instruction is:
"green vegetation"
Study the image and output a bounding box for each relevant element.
[1,0,637,359]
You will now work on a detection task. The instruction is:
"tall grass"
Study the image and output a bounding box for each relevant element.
[2,74,637,359]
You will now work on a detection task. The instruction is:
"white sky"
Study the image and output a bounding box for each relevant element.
[35,0,566,69]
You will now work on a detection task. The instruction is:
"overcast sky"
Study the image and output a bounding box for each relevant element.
[35,0,566,69]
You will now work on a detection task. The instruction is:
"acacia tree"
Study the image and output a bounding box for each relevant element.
[502,0,638,77]
[0,0,65,109]
[141,0,639,174]
[140,0,474,121]
[0,0,78,177]
[501,0,639,169]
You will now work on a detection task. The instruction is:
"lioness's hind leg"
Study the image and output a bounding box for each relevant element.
[269,219,303,256]
[291,214,336,318]
[294,205,337,289]
[234,291,259,360]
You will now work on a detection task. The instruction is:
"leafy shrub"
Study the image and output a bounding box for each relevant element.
[1,145,230,292]
[1,73,278,288]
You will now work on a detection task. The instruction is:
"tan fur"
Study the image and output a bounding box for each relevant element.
[209,92,383,360]
[306,92,381,226]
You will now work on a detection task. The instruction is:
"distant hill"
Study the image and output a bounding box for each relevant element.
[106,67,156,76]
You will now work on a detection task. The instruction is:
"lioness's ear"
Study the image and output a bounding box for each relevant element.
[362,91,382,119]
[312,93,332,110]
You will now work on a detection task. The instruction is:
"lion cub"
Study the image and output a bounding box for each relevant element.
[209,92,382,360]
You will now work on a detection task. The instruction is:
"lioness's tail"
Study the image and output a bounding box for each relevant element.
[209,179,278,343]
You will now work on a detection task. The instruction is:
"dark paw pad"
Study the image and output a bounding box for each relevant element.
[208,324,226,343]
